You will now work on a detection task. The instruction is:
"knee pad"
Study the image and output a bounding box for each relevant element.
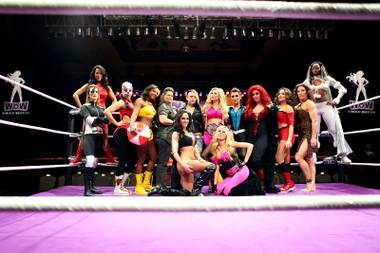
[85,155,98,168]
[205,163,216,173]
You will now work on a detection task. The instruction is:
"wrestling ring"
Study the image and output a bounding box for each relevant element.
[1,2,380,252]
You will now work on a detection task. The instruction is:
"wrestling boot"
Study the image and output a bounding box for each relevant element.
[193,164,217,196]
[106,147,117,164]
[82,167,92,197]
[142,170,154,192]
[281,170,295,193]
[208,184,217,194]
[90,170,103,194]
[135,173,148,195]
[114,173,131,195]
[70,143,83,164]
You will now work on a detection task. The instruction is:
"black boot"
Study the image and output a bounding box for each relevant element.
[193,164,216,195]
[90,170,103,194]
[83,167,92,197]
[208,184,217,193]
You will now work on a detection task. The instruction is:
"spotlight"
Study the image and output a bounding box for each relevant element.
[127,27,131,36]
[241,28,246,37]
[136,27,140,36]
[223,27,229,40]
[233,28,237,37]
[166,26,172,39]
[298,30,303,38]
[145,27,149,36]
[184,26,189,40]
[289,30,295,39]
[192,26,198,39]
[210,27,216,40]
[107,27,112,37]
[268,29,274,38]
[154,27,158,36]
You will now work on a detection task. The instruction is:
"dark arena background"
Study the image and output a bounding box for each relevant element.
[0,1,380,253]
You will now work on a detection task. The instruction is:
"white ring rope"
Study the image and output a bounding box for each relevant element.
[0,119,80,137]
[344,128,380,136]
[1,195,380,211]
[0,1,380,20]
[0,74,76,110]
[337,95,380,111]
[0,163,78,172]
[348,162,380,167]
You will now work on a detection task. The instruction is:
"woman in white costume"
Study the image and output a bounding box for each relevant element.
[303,61,352,164]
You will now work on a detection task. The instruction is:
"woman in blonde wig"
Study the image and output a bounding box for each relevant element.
[202,87,229,146]
[209,126,264,196]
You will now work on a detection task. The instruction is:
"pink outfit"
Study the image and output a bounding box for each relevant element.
[217,165,249,196]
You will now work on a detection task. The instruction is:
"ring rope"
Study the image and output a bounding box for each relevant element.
[1,195,380,211]
[343,128,380,136]
[336,95,380,111]
[0,163,78,172]
[0,1,380,20]
[0,74,76,109]
[0,119,80,137]
[345,162,380,167]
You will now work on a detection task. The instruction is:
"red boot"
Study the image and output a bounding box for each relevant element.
[70,142,83,164]
[281,172,295,193]
[257,168,264,183]
[106,147,117,164]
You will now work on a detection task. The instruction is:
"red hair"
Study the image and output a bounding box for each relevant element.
[244,85,272,120]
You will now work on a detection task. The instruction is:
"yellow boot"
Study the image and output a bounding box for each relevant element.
[143,171,154,192]
[135,173,148,195]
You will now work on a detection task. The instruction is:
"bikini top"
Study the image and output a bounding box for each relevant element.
[178,133,194,149]
[277,111,294,126]
[207,107,223,121]
[119,99,133,119]
[138,104,156,118]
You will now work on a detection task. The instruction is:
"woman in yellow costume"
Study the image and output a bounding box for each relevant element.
[129,84,160,195]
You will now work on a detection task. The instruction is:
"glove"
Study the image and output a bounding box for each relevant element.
[92,116,109,126]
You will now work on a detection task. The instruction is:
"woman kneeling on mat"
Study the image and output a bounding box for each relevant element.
[210,126,264,196]
[171,110,216,195]
[80,84,109,196]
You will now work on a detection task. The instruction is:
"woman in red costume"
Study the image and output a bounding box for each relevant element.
[274,87,295,193]
[129,84,160,195]
[244,85,279,193]
[72,65,117,164]
[104,81,137,195]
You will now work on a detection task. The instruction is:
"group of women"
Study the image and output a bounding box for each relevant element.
[73,61,352,196]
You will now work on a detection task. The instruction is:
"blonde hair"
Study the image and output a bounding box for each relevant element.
[202,87,229,120]
[210,126,237,159]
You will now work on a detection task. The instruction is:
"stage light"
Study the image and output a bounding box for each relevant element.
[127,27,131,36]
[268,29,274,38]
[184,26,189,40]
[166,26,172,39]
[298,30,303,39]
[136,27,140,36]
[233,28,237,37]
[242,28,246,37]
[192,26,198,39]
[289,30,295,39]
[107,27,112,37]
[145,27,149,36]
[154,27,158,36]
[223,27,229,40]
[210,27,216,40]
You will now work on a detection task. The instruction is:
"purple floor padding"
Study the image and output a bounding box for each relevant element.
[32,183,380,197]
[0,209,380,253]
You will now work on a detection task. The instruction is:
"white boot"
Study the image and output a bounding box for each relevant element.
[341,156,352,164]
[114,174,131,195]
